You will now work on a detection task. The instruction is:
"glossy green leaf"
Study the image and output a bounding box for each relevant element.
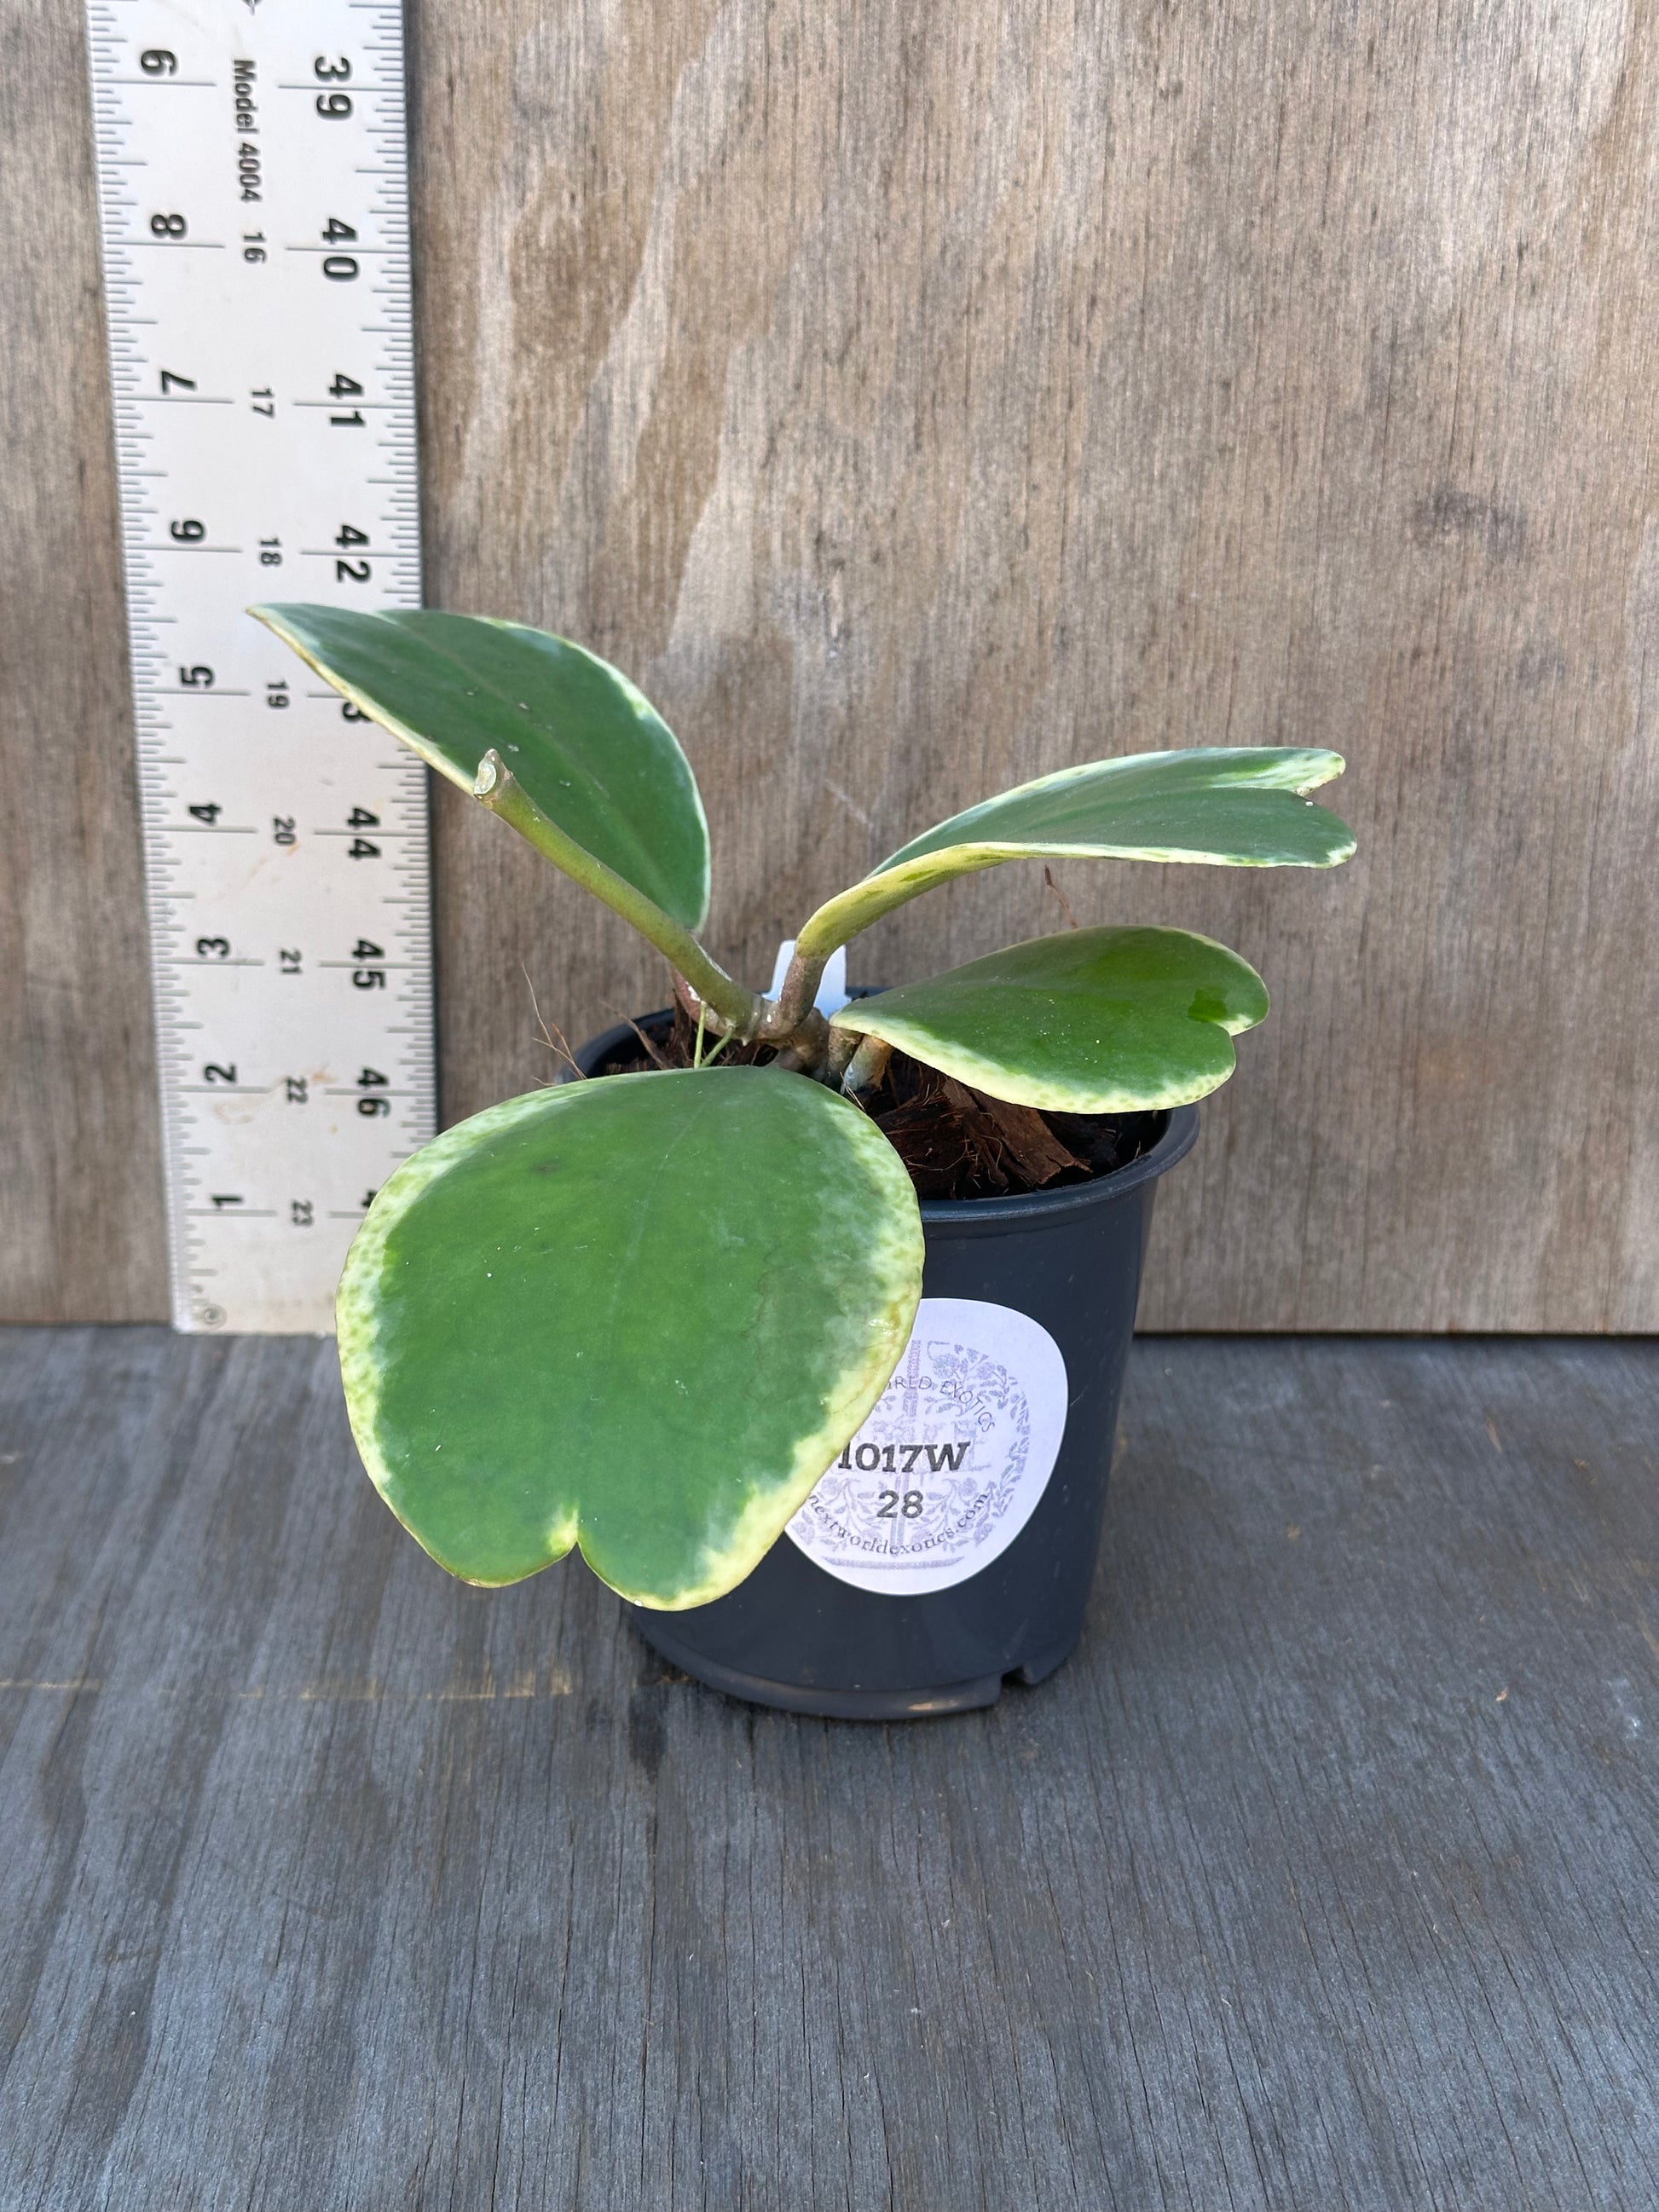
[338,1067,922,1608]
[251,604,710,928]
[797,747,1352,956]
[829,926,1271,1112]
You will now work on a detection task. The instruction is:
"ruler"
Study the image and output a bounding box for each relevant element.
[85,0,435,1334]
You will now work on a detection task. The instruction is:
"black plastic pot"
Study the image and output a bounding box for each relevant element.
[572,1014,1198,1718]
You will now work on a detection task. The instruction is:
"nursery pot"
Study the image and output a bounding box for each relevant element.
[573,1014,1198,1719]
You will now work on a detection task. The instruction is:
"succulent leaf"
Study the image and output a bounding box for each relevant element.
[828,926,1271,1112]
[337,1067,923,1608]
[251,604,711,928]
[798,746,1352,955]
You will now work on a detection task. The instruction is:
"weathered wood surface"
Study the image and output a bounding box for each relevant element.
[0,0,167,1321]
[2,1330,1656,2209]
[7,0,1659,1325]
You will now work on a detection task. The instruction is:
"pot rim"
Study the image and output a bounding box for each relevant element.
[573,1010,1200,1232]
[918,1100,1197,1230]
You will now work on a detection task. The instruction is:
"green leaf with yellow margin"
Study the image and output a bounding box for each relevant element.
[250,604,710,928]
[796,747,1352,956]
[337,1066,923,1608]
[829,927,1271,1112]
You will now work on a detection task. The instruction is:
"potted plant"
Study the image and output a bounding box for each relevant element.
[253,604,1355,1717]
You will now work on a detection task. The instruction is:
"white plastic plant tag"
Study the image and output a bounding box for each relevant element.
[786,1298,1068,1594]
[766,939,850,1016]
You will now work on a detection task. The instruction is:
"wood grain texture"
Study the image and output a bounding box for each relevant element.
[0,0,166,1321]
[409,0,1659,1331]
[3,1328,1657,2207]
[8,0,1659,1324]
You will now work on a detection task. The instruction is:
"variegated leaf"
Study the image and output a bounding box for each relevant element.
[830,926,1270,1112]
[799,747,1352,955]
[251,604,711,927]
[338,1067,923,1608]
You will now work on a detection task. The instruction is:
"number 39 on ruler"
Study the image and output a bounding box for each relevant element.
[86,0,435,1333]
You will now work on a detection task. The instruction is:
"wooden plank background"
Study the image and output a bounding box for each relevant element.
[4,0,1656,1328]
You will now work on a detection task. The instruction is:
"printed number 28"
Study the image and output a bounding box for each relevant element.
[876,1491,924,1519]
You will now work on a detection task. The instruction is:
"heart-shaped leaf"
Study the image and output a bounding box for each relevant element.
[251,604,710,928]
[829,927,1270,1112]
[798,747,1352,955]
[338,1066,923,1608]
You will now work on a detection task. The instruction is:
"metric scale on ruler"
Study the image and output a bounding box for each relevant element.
[85,0,434,1334]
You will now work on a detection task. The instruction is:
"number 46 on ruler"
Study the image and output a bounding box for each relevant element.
[86,0,436,1333]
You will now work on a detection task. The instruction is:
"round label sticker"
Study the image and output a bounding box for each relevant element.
[786,1297,1069,1595]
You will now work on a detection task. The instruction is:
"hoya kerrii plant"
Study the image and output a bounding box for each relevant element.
[252,604,1355,1614]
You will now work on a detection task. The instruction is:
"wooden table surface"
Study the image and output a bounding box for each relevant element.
[1,1328,1655,2210]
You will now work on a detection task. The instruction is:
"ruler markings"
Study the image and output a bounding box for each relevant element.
[87,0,435,1335]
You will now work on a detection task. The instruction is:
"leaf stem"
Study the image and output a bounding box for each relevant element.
[757,946,827,1041]
[840,1033,892,1099]
[472,750,759,1033]
[770,1008,830,1076]
[795,850,1005,962]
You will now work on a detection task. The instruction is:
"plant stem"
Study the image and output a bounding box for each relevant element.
[840,1033,892,1099]
[794,850,1005,963]
[472,750,759,1033]
[824,1025,861,1082]
[757,947,828,1042]
[770,1008,830,1076]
